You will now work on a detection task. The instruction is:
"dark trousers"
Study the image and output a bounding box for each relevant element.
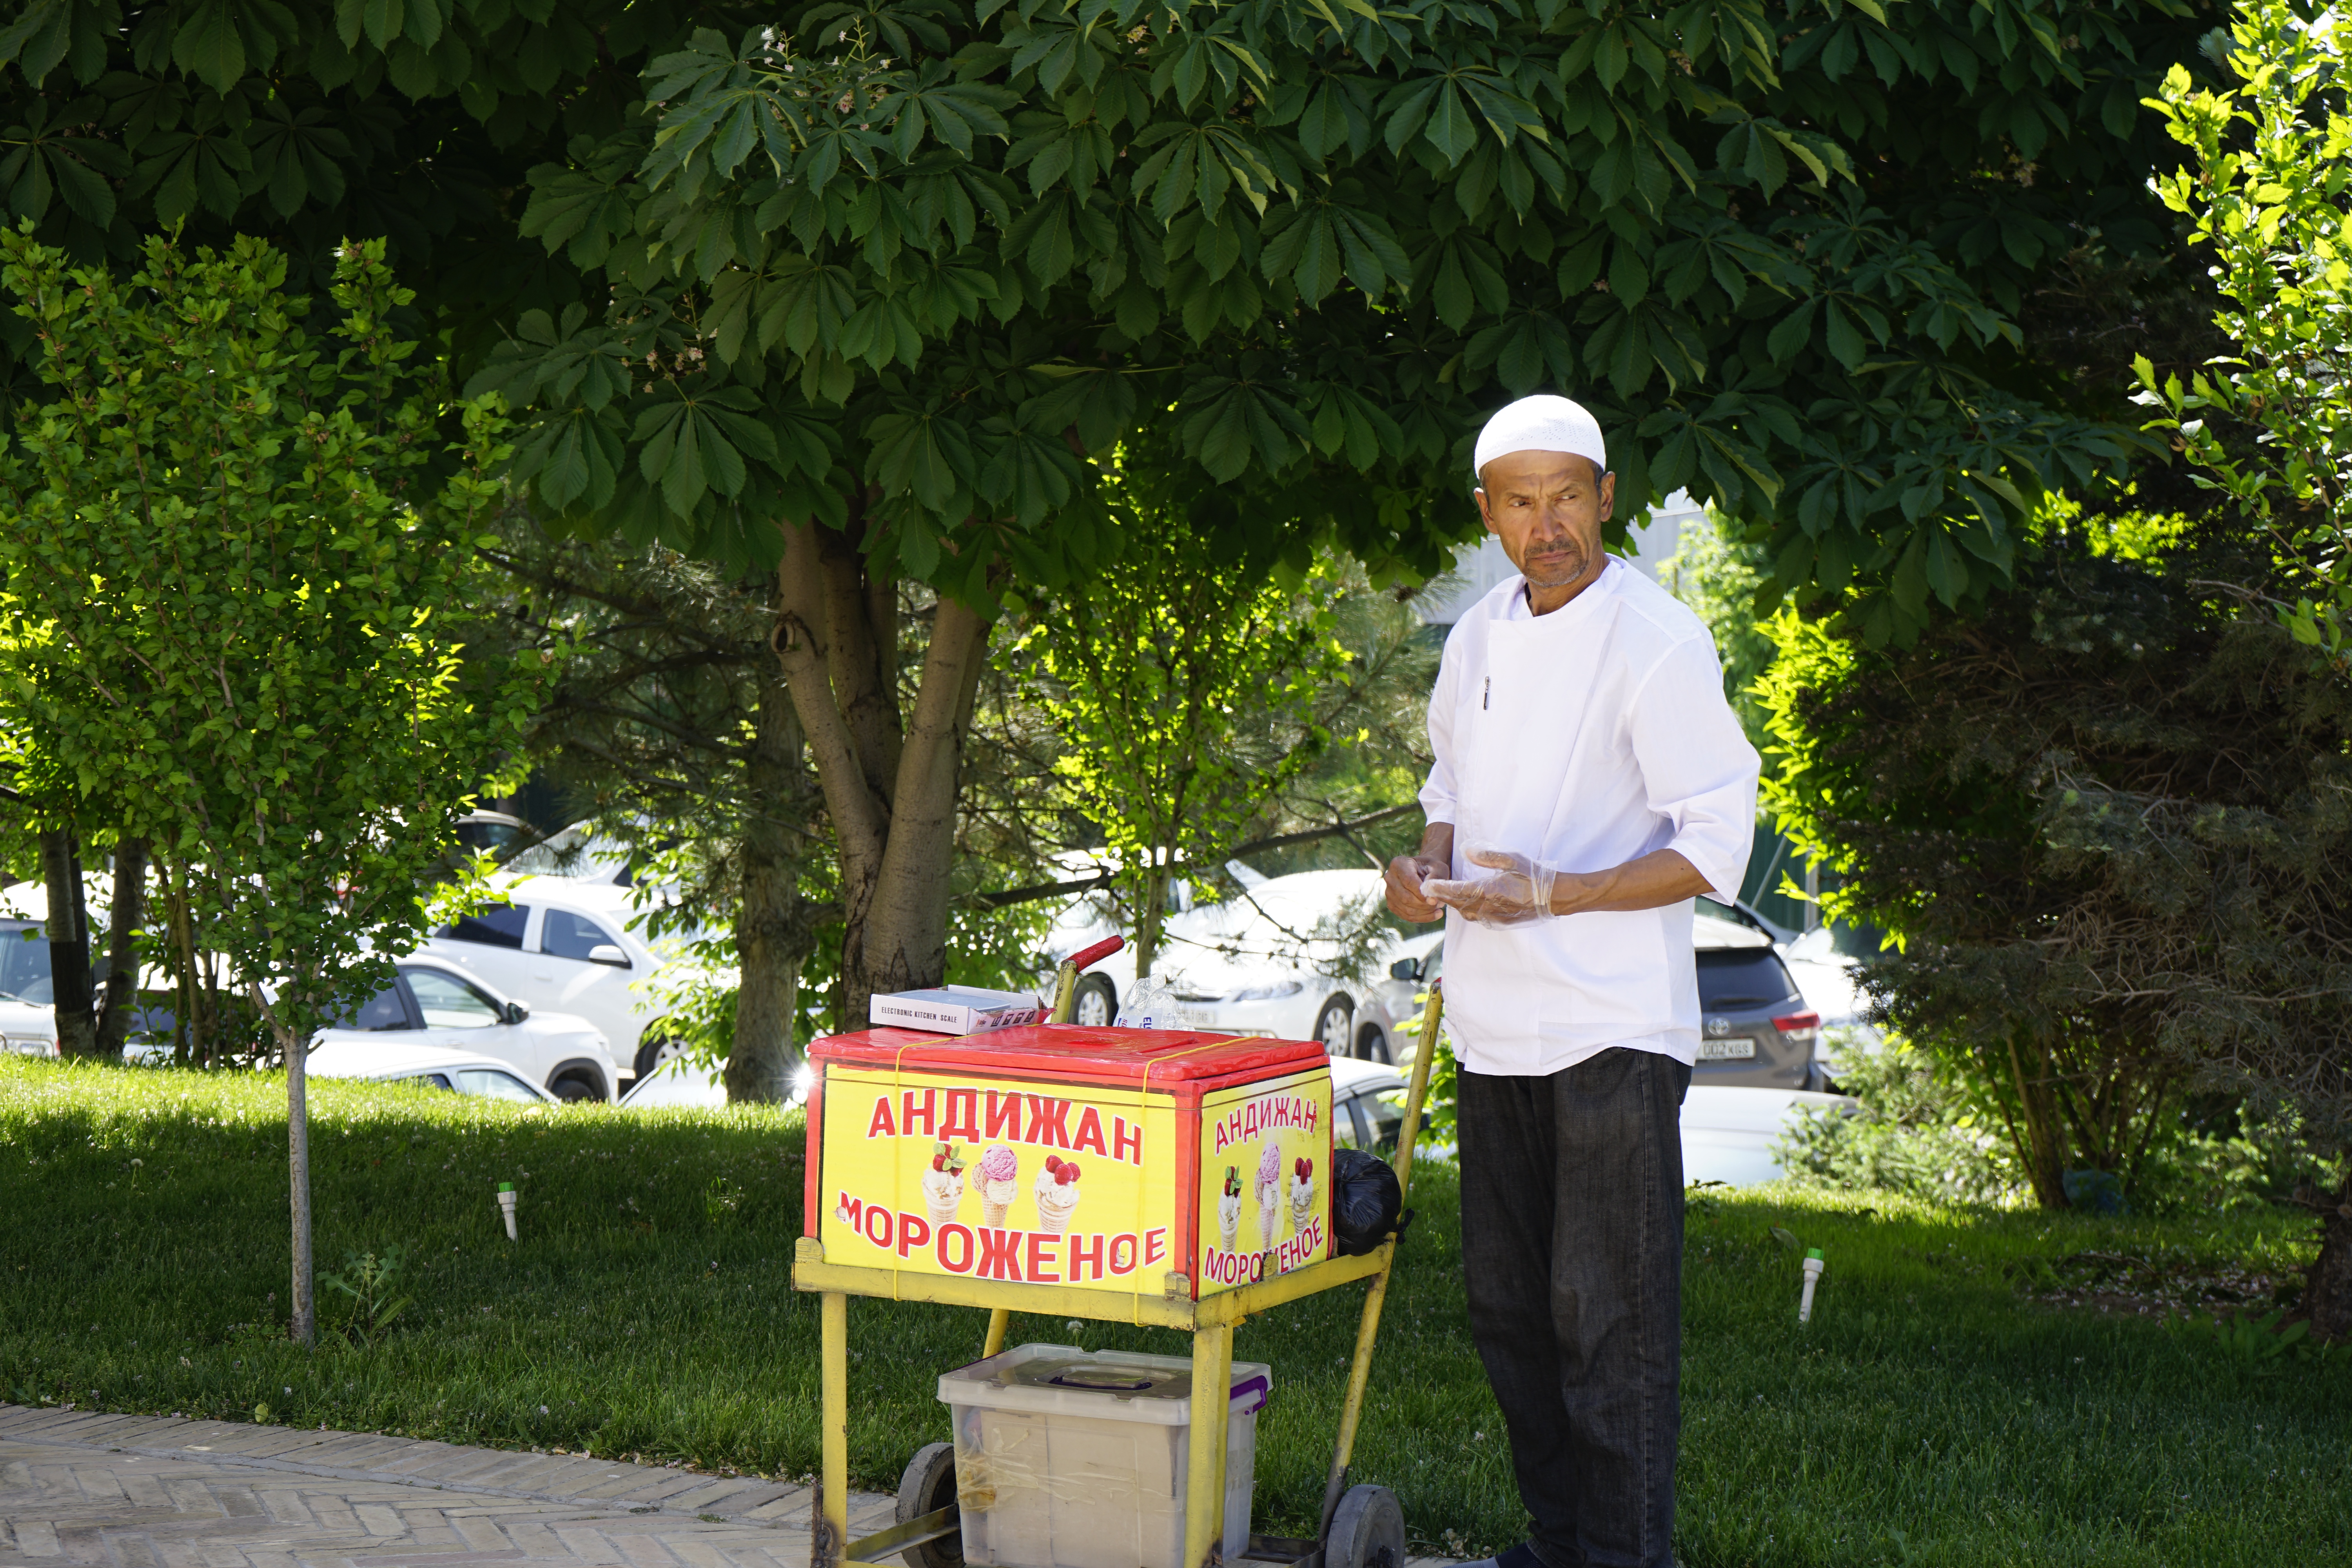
[1458,1049,1691,1568]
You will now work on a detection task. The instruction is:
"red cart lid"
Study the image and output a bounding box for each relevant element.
[810,1024,1328,1083]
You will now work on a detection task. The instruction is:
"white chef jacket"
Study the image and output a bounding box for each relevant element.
[1418,558,1760,1074]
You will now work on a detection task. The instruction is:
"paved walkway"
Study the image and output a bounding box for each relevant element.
[0,1407,1460,1568]
[0,1405,891,1568]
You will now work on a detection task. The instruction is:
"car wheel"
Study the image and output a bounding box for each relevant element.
[1073,974,1116,1027]
[550,1072,603,1103]
[1316,994,1354,1055]
[1353,1026,1392,1064]
[633,1034,688,1080]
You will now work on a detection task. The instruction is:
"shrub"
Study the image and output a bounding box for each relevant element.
[1779,1030,2025,1207]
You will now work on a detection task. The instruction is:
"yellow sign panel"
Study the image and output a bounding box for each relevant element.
[1194,1067,1333,1295]
[819,1067,1181,1292]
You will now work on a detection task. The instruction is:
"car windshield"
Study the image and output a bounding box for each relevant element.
[404,969,504,1029]
[0,923,53,1005]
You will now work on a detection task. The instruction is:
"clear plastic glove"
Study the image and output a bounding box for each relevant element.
[1425,845,1559,926]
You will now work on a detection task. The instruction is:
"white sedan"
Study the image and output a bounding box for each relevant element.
[305,1038,558,1103]
[1339,1055,1857,1187]
[1679,1086,1858,1186]
[320,955,620,1102]
[618,1053,730,1110]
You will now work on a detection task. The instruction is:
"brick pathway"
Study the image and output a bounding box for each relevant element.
[0,1405,891,1568]
[0,1406,1462,1568]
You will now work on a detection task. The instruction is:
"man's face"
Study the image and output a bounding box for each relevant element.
[1474,451,1615,595]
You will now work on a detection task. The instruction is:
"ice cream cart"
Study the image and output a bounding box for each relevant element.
[792,960,1442,1568]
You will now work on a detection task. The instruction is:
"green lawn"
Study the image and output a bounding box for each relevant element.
[3,1057,2347,1567]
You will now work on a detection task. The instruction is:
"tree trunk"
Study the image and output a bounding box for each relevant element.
[254,990,316,1347]
[287,1029,315,1347]
[94,837,148,1059]
[39,828,96,1058]
[2305,1172,2352,1344]
[775,522,993,1029]
[728,661,806,1103]
[1133,861,1172,982]
[2005,1032,2070,1208]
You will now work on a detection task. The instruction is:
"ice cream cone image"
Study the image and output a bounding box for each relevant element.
[1034,1156,1082,1234]
[1289,1156,1316,1239]
[973,1143,1019,1227]
[922,1142,967,1224]
[1217,1166,1242,1252]
[1254,1142,1282,1249]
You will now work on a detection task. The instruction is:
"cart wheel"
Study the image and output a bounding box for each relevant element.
[895,1442,963,1568]
[1327,1484,1404,1568]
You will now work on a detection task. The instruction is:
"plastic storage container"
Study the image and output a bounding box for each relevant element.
[940,1343,1272,1568]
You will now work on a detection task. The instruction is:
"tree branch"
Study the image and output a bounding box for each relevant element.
[970,801,1422,909]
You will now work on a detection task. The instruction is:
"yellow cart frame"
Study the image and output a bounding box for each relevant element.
[793,982,1445,1568]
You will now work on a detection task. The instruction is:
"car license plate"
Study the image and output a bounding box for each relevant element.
[1697,1037,1755,1061]
[1172,1007,1218,1028]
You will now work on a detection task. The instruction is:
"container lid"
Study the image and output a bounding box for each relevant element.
[939,1343,1272,1426]
[813,1025,1327,1083]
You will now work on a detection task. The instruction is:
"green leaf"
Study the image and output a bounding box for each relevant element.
[172,0,248,92]
[1422,83,1477,167]
[864,407,975,514]
[1924,530,1967,607]
[364,0,403,51]
[1890,533,1929,619]
[1766,299,1820,364]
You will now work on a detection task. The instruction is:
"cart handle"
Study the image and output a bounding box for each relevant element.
[1390,980,1441,1203]
[1049,936,1127,1023]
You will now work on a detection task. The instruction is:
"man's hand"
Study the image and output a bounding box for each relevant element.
[1426,847,1557,926]
[1385,822,1455,923]
[1385,853,1447,922]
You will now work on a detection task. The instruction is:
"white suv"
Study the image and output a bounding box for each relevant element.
[420,874,700,1082]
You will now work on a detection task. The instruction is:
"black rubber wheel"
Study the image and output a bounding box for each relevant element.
[1327,1483,1405,1568]
[895,1441,963,1568]
[1352,1027,1392,1065]
[633,1033,687,1080]
[550,1074,602,1103]
[1072,974,1117,1028]
[1316,994,1355,1056]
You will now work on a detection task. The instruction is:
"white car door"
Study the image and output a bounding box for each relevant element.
[528,907,642,1056]
[430,901,538,999]
[400,967,545,1086]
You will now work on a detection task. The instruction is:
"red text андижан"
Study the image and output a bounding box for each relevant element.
[864,1089,1146,1165]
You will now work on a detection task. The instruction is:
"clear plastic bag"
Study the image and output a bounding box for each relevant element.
[1115,975,1181,1029]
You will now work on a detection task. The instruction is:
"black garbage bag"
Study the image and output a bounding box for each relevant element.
[1331,1147,1403,1256]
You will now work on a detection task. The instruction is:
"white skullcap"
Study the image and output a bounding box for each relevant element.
[1472,395,1606,481]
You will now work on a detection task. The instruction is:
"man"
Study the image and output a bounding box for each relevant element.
[1386,395,1759,1568]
